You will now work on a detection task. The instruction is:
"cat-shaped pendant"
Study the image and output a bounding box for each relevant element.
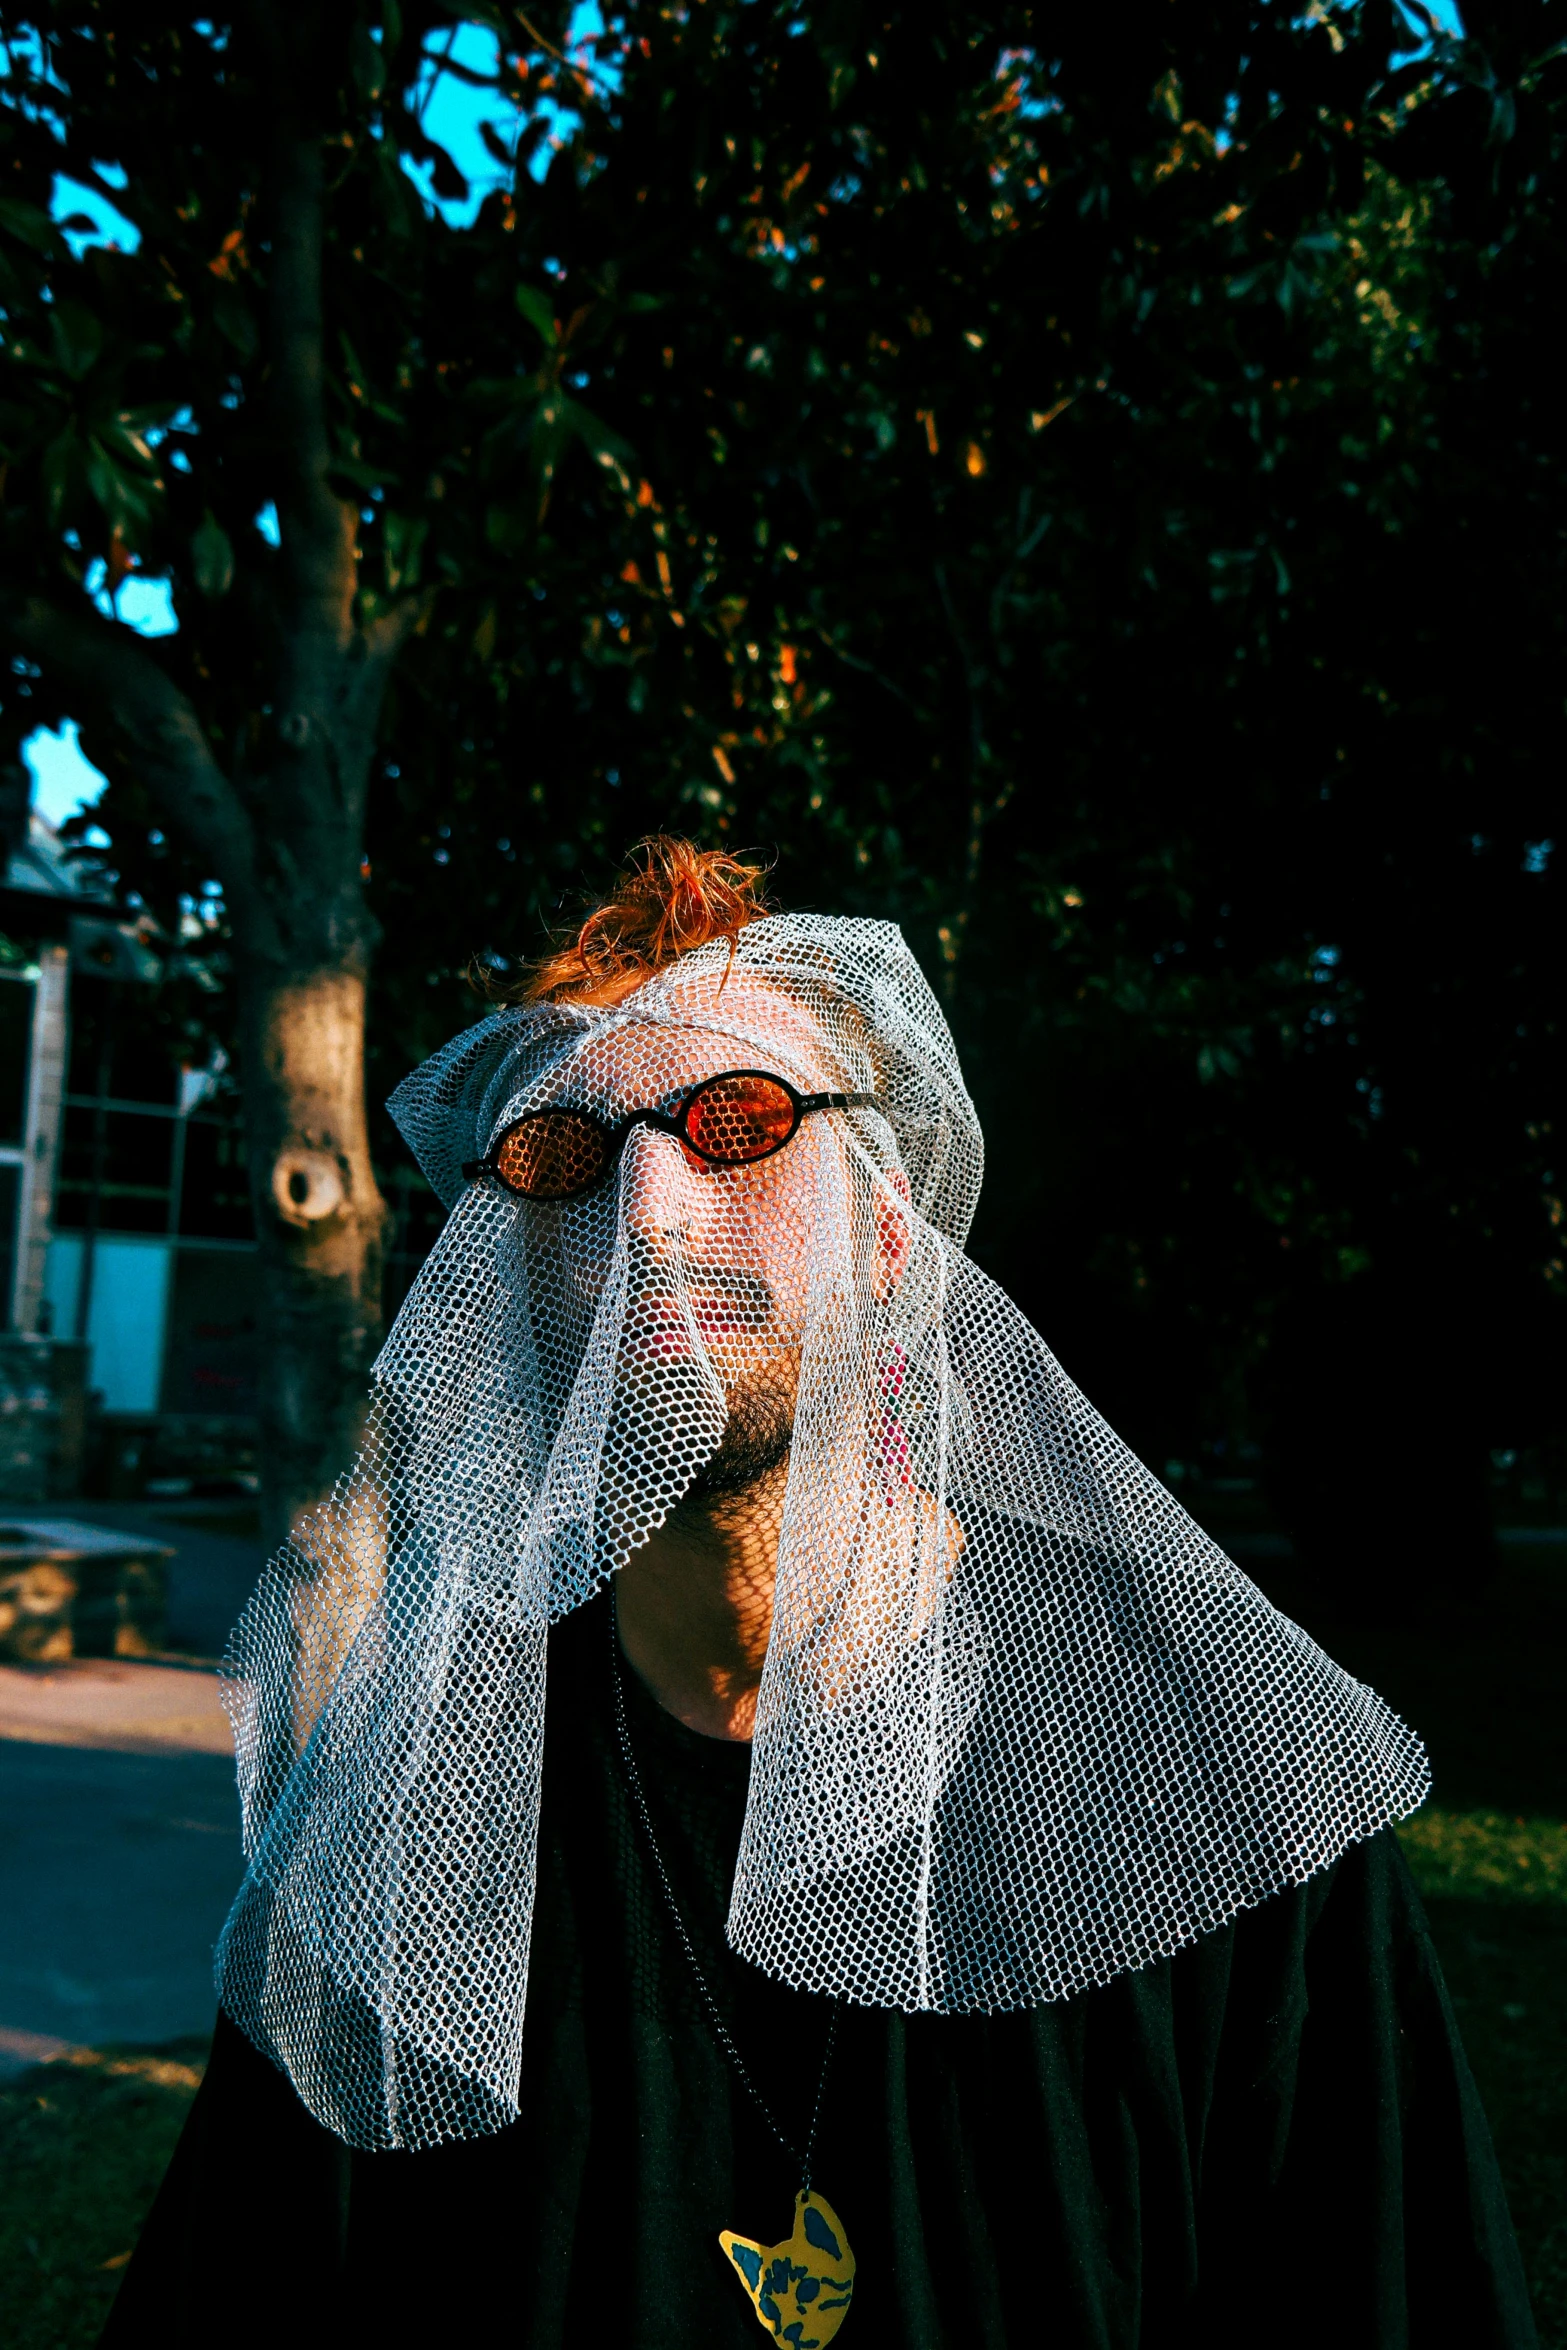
[720,2190,856,2345]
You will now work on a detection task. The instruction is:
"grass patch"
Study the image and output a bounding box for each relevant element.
[1394,1810,1567,2343]
[0,2038,205,2350]
[1399,1807,1567,1905]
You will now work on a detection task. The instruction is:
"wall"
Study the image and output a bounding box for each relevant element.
[43,1233,172,1415]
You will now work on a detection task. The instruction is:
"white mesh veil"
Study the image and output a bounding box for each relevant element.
[215,913,1428,2152]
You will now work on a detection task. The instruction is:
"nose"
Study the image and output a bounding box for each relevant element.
[619,1124,698,1250]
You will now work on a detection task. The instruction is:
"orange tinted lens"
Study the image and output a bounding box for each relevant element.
[683,1075,797,1163]
[493,1112,608,1198]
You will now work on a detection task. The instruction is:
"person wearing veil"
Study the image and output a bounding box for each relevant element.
[105,839,1534,2349]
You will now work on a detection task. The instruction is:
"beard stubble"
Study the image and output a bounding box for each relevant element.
[684,1362,796,1500]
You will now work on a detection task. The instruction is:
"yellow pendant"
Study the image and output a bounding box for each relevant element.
[719,2189,856,2346]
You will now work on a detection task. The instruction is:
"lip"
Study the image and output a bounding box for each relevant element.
[691,1300,752,1337]
[631,1297,756,1349]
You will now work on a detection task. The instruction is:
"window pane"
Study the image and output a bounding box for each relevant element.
[55,1107,174,1234]
[177,1119,253,1241]
[65,986,178,1107]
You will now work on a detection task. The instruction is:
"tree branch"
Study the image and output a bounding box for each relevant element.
[266,129,358,640]
[1,590,272,945]
[511,8,613,97]
[814,626,927,718]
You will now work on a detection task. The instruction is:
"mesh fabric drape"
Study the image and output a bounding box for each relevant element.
[215,916,1427,2151]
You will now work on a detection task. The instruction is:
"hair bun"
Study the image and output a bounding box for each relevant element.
[500,835,774,1004]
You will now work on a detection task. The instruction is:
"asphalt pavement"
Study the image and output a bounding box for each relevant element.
[0,1504,261,2075]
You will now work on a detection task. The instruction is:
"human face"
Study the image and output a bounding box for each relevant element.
[529,985,862,1493]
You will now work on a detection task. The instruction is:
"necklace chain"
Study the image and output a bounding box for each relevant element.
[608,1593,837,2190]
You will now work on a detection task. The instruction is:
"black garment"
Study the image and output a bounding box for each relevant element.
[105,1592,1535,2348]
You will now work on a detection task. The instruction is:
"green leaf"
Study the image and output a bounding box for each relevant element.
[49,301,103,382]
[327,452,398,493]
[93,433,164,533]
[190,509,235,598]
[86,436,158,537]
[0,196,60,254]
[827,59,856,109]
[383,510,428,592]
[515,285,559,345]
[213,284,258,361]
[485,500,531,556]
[100,414,160,470]
[339,328,371,392]
[556,394,632,466]
[351,19,386,102]
[41,427,86,526]
[470,374,543,407]
[528,404,573,518]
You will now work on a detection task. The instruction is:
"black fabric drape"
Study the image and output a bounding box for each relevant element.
[104,1590,1535,2348]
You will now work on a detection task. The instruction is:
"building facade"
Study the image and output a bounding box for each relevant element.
[0,801,259,1488]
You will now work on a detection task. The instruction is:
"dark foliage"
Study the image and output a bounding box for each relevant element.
[2,2,1562,1584]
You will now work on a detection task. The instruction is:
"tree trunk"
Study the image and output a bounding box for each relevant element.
[2,121,421,1556]
[229,117,408,1551]
[240,953,387,1552]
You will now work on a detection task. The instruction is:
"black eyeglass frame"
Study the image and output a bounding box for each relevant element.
[462,1068,877,1199]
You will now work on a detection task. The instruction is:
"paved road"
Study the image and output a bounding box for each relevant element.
[0,1660,239,2073]
[0,1506,259,2072]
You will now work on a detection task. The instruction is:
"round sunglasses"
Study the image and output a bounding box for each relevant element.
[463,1068,877,1202]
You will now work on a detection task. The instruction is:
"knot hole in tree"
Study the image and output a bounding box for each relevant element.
[272,1145,346,1226]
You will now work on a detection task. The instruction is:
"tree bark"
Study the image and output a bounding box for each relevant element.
[241,959,386,1549]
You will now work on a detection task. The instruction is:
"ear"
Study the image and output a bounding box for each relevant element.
[873,1168,912,1301]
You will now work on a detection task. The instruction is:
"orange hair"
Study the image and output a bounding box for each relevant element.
[485,836,776,1007]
